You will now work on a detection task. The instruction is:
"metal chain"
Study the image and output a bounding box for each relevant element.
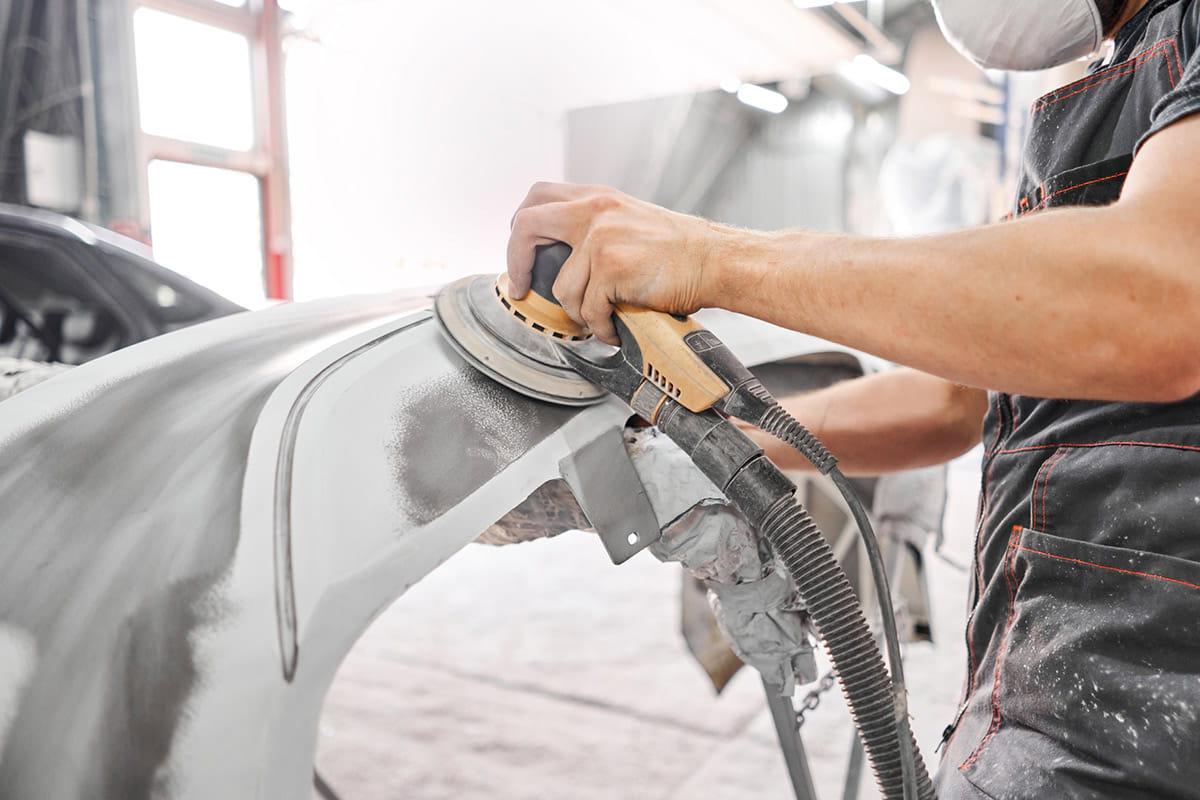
[794,669,837,729]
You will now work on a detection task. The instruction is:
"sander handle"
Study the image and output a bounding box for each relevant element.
[527,241,759,415]
[530,243,572,307]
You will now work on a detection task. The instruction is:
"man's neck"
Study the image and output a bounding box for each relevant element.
[1113,0,1152,35]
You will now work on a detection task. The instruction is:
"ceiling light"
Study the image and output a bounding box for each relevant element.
[841,54,911,95]
[736,83,789,114]
[792,0,865,8]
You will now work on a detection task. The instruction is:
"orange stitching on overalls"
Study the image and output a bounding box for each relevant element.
[1160,36,1183,86]
[963,396,1007,697]
[1020,36,1181,215]
[1166,37,1185,80]
[996,440,1200,456]
[1027,170,1128,212]
[1019,183,1048,217]
[1035,58,1156,111]
[1036,450,1067,531]
[1032,37,1176,102]
[959,525,1023,771]
[1029,452,1053,530]
[1032,37,1178,112]
[1041,171,1123,206]
[1016,546,1200,592]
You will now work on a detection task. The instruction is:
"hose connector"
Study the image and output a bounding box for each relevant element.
[724,380,838,474]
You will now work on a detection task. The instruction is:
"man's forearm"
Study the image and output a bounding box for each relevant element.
[708,201,1200,403]
[744,369,988,476]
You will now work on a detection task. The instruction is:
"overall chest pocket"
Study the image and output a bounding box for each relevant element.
[960,526,1200,799]
[1032,441,1200,562]
[1018,154,1132,215]
[1014,35,1184,216]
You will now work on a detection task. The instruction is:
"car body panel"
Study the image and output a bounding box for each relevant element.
[0,290,878,798]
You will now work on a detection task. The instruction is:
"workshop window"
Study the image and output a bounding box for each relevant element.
[133,9,255,151]
[131,0,292,304]
[147,160,264,307]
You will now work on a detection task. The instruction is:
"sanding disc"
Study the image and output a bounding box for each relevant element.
[434,274,608,407]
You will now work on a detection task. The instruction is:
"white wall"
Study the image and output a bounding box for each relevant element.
[284,0,856,300]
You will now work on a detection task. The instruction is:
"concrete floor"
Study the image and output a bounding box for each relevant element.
[317,452,981,799]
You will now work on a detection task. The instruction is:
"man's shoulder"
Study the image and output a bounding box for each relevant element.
[1170,0,1200,72]
[1173,0,1199,50]
[1119,0,1200,64]
[1189,0,1200,43]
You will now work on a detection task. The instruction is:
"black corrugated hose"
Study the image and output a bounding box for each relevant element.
[759,492,934,800]
[754,392,933,800]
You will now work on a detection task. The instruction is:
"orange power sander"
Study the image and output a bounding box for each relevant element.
[434,243,933,800]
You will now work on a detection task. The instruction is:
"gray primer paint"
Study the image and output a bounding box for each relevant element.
[386,336,575,527]
[0,294,876,798]
[273,317,430,682]
[0,301,405,799]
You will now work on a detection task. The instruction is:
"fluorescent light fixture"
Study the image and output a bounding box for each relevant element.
[842,54,911,95]
[736,83,788,114]
[720,77,742,94]
[792,0,865,7]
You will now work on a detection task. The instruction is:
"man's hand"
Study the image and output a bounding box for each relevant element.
[506,182,722,343]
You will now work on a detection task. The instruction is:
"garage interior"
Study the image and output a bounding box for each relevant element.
[0,1,1191,800]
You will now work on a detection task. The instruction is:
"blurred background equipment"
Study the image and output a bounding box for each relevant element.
[0,0,292,308]
[880,134,1000,235]
[0,203,240,365]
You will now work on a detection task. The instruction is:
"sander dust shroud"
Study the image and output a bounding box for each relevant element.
[434,243,935,800]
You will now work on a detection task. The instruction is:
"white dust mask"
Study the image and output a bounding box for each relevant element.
[931,0,1105,71]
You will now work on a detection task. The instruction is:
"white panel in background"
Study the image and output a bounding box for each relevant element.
[147,160,266,307]
[282,0,859,301]
[22,131,82,212]
[133,8,254,151]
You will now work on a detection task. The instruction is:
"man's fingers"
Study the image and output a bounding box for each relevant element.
[514,181,596,216]
[504,231,534,298]
[506,202,582,298]
[550,250,590,326]
[580,286,618,344]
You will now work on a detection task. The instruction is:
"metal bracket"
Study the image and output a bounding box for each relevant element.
[559,426,662,565]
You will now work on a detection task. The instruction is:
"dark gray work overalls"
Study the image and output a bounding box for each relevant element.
[936,2,1200,798]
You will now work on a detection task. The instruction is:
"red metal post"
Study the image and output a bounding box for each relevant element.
[253,0,293,301]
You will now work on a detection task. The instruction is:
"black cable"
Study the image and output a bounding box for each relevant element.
[830,468,921,800]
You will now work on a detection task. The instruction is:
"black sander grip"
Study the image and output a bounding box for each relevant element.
[530,243,572,307]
